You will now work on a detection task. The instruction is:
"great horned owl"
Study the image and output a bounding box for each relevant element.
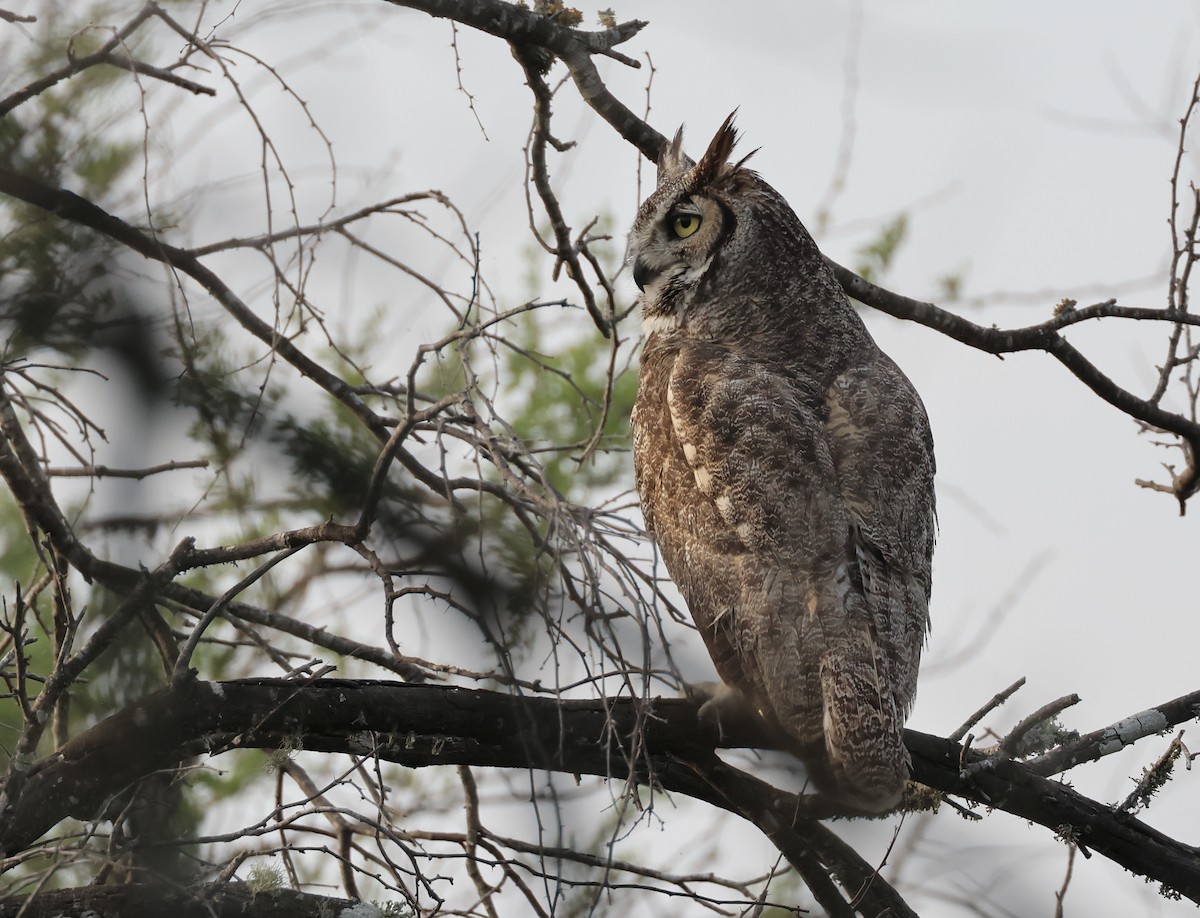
[627,115,935,812]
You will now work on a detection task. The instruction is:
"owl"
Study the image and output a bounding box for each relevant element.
[628,114,935,812]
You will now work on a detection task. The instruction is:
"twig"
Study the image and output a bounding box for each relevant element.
[999,694,1081,758]
[171,545,306,683]
[961,693,1080,778]
[813,0,862,232]
[387,0,646,69]
[458,766,502,918]
[0,8,35,23]
[512,44,610,336]
[280,759,361,899]
[46,459,209,479]
[948,676,1026,742]
[0,167,386,439]
[0,3,157,116]
[450,22,489,139]
[93,50,215,95]
[0,537,194,825]
[188,191,469,257]
[1116,730,1188,815]
[1054,843,1076,918]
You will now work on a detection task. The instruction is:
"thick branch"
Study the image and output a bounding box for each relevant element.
[3,679,1199,902]
[1027,689,1200,776]
[0,882,359,918]
[831,264,1200,503]
[0,8,35,24]
[384,0,646,62]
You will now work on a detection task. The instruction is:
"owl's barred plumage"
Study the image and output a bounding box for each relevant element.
[628,115,935,811]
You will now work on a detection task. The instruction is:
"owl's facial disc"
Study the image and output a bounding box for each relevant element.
[634,197,722,294]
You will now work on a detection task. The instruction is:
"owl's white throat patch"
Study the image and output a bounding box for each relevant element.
[642,309,680,336]
[639,256,713,335]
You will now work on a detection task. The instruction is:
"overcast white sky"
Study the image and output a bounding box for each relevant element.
[13,1,1200,913]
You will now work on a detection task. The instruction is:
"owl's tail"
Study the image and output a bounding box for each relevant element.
[743,566,911,812]
[815,630,909,812]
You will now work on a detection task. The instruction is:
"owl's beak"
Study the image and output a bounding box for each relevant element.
[632,257,657,292]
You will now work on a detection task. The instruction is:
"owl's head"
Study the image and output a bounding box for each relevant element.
[626,114,835,338]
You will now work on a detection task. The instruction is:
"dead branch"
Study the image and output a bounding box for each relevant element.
[0,8,35,24]
[1028,690,1200,776]
[0,882,360,918]
[46,459,209,478]
[1,678,1199,902]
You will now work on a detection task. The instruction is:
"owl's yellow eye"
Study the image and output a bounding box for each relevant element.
[671,214,702,239]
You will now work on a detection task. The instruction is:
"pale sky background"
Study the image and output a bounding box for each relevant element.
[11,1,1200,915]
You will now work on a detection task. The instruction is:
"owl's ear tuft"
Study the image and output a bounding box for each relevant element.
[700,112,734,166]
[695,111,757,186]
[656,126,692,186]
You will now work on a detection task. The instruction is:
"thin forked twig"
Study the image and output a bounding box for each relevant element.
[949,676,1027,743]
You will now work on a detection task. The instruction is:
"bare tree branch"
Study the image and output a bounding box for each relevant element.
[0,8,35,24]
[3,678,1200,901]
[830,265,1200,506]
[0,882,362,918]
[1028,689,1200,776]
[0,2,211,116]
[45,459,209,478]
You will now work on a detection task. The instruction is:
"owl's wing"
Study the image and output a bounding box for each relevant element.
[825,356,936,715]
[666,340,927,806]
